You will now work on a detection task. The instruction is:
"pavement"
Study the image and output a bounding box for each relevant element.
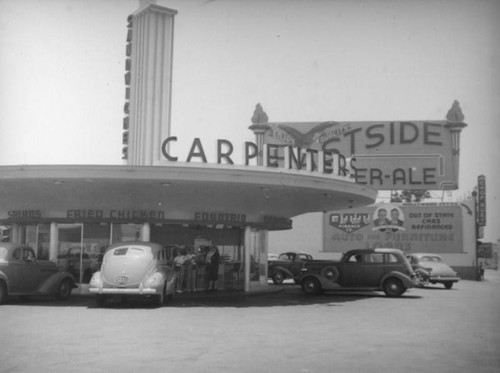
[1,270,499,373]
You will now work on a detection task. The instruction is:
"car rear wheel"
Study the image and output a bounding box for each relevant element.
[0,280,7,305]
[301,277,322,295]
[95,295,107,307]
[272,271,285,285]
[56,279,73,300]
[444,282,453,289]
[383,278,405,297]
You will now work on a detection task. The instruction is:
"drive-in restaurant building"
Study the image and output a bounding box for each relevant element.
[0,4,466,291]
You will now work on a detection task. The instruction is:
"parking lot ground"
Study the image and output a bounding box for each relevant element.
[1,270,499,373]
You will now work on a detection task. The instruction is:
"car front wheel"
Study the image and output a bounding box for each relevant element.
[154,285,166,307]
[301,277,322,295]
[56,279,73,300]
[0,280,7,305]
[383,278,405,297]
[272,271,285,285]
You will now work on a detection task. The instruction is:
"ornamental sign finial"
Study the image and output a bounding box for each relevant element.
[251,103,269,124]
[446,100,465,122]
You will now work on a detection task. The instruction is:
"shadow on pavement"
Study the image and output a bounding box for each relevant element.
[2,284,422,309]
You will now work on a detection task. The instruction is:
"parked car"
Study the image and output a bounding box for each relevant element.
[57,246,100,283]
[0,243,76,304]
[299,248,419,297]
[268,253,279,261]
[89,241,176,307]
[406,253,460,289]
[268,252,314,284]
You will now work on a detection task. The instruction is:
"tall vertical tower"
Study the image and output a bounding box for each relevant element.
[122,3,177,165]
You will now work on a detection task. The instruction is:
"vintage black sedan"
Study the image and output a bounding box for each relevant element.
[0,243,76,304]
[299,248,419,297]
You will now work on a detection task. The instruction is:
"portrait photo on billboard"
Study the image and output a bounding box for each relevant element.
[372,204,405,232]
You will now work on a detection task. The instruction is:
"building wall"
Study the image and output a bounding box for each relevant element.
[269,212,341,260]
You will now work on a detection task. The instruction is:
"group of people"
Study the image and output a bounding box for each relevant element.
[173,246,220,293]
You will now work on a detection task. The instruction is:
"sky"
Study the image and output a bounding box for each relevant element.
[0,0,499,242]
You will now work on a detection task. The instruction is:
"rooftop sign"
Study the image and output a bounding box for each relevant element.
[252,101,466,190]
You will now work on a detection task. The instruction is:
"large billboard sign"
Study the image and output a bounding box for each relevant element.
[323,203,464,253]
[261,120,466,190]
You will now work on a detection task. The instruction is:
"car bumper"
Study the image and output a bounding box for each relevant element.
[89,287,158,295]
[429,276,460,283]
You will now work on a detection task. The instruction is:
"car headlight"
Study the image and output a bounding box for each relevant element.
[89,272,102,287]
[145,273,164,288]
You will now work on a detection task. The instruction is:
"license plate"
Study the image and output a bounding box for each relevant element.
[116,275,129,284]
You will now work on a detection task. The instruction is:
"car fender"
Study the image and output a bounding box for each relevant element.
[269,265,294,278]
[37,271,77,294]
[381,271,417,288]
[0,270,9,290]
[300,273,329,289]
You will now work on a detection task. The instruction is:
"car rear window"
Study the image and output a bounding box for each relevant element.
[422,256,441,262]
[113,247,145,256]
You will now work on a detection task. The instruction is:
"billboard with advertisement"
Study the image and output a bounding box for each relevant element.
[261,119,466,190]
[323,203,464,253]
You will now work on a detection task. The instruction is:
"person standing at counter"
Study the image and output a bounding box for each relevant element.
[184,247,196,293]
[205,246,220,292]
[174,248,187,293]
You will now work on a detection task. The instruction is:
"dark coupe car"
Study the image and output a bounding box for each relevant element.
[268,252,313,284]
[0,243,76,304]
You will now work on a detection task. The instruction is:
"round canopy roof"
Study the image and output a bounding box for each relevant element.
[0,164,377,229]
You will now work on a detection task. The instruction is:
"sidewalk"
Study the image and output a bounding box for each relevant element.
[73,283,283,299]
[484,269,500,283]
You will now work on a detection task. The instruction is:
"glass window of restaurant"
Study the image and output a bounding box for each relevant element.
[16,222,247,289]
[18,223,142,284]
[24,224,50,260]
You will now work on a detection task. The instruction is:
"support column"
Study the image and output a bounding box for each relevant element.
[126,4,177,166]
[244,226,252,292]
[49,222,58,262]
[11,224,20,244]
[141,223,151,242]
[260,230,269,285]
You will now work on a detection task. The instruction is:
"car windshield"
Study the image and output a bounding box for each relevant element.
[421,256,442,262]
[113,247,145,257]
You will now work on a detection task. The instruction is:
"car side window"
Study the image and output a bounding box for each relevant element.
[365,253,384,263]
[23,248,35,260]
[13,248,21,260]
[385,253,399,263]
[347,254,362,263]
